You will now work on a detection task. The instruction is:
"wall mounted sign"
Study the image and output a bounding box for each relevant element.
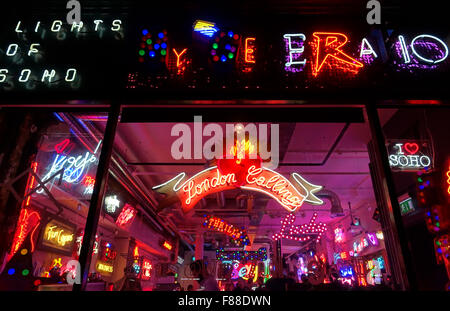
[141,259,153,280]
[40,219,76,254]
[153,162,323,213]
[115,203,136,226]
[74,229,99,258]
[387,140,433,171]
[1,18,124,91]
[353,232,380,255]
[96,261,114,274]
[203,215,250,246]
[272,212,327,243]
[104,195,121,214]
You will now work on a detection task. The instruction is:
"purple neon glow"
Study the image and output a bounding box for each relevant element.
[284,37,305,73]
[393,38,446,71]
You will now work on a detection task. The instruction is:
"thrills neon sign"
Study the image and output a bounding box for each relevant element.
[203,215,250,246]
[153,162,323,213]
[387,140,432,171]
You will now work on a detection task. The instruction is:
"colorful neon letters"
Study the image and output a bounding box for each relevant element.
[153,165,323,213]
[312,32,364,76]
[203,215,250,246]
[283,33,307,71]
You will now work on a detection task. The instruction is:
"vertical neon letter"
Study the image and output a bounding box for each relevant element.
[245,37,256,63]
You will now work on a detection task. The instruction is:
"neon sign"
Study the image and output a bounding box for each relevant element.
[203,215,250,246]
[10,208,40,256]
[97,261,114,274]
[115,203,136,226]
[334,226,344,243]
[446,162,450,197]
[216,248,267,262]
[387,140,432,171]
[272,212,327,242]
[74,230,99,257]
[311,32,364,76]
[193,20,218,38]
[37,140,101,193]
[244,37,256,64]
[41,219,76,253]
[104,195,121,214]
[162,241,173,251]
[284,33,307,72]
[353,232,379,255]
[141,259,152,280]
[153,164,323,213]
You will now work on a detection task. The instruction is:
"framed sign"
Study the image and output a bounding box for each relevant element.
[39,217,76,255]
[387,140,433,171]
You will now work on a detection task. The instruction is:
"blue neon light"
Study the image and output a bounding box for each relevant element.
[161,42,167,49]
[142,29,149,36]
[158,32,164,39]
[154,43,160,50]
[149,51,156,57]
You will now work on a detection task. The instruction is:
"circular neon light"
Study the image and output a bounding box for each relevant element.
[411,34,449,64]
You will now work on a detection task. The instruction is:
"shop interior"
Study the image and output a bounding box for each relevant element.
[5,106,434,291]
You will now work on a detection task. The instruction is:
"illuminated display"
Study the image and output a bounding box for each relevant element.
[162,241,173,251]
[272,212,327,242]
[97,261,114,274]
[216,248,267,262]
[141,259,153,280]
[10,208,40,256]
[353,232,380,255]
[37,139,101,194]
[193,20,219,38]
[399,197,415,215]
[334,226,345,243]
[104,195,121,214]
[210,30,240,63]
[153,164,323,213]
[203,215,250,246]
[1,19,123,90]
[311,32,364,77]
[387,140,432,171]
[115,203,136,226]
[284,33,307,72]
[138,29,168,63]
[74,229,99,258]
[40,219,76,254]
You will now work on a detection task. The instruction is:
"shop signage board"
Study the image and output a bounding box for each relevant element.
[0,13,448,93]
[387,140,433,171]
[39,218,76,255]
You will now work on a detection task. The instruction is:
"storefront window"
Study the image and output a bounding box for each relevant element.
[87,106,393,291]
[0,110,108,290]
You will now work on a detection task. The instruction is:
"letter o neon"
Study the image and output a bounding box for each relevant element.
[411,34,449,64]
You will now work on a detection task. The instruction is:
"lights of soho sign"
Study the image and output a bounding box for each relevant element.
[387,140,433,171]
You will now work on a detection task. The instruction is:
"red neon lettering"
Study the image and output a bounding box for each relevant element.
[312,32,363,76]
[245,37,255,63]
[447,166,450,195]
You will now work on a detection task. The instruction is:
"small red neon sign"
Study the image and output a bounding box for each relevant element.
[115,204,137,226]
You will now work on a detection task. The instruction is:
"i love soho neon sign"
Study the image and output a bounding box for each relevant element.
[387,140,433,171]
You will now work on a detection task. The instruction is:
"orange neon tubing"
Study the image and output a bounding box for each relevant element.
[245,37,256,63]
[173,48,187,67]
[446,166,450,195]
[312,32,363,76]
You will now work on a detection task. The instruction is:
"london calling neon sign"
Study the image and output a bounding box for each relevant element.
[153,163,323,213]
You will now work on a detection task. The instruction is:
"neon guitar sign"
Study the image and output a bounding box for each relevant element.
[153,159,323,212]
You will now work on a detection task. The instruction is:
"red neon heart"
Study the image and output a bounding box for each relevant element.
[404,143,419,155]
[217,155,262,186]
[54,139,70,154]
